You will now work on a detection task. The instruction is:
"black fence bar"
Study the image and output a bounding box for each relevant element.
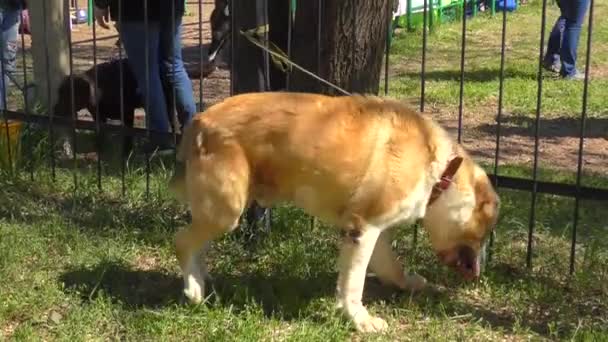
[490,0,510,263]
[144,0,151,198]
[420,0,428,112]
[528,0,550,269]
[42,0,56,181]
[118,0,127,196]
[384,0,391,96]
[19,17,32,181]
[229,0,235,95]
[457,0,467,144]
[66,0,78,192]
[317,0,322,77]
[198,0,204,109]
[286,0,294,90]
[92,3,102,191]
[570,0,595,275]
[1,22,12,176]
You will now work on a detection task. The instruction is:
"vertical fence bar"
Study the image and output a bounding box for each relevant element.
[92,2,102,191]
[286,0,294,90]
[317,0,322,78]
[118,1,126,196]
[230,0,235,96]
[421,0,428,112]
[144,0,151,198]
[570,0,594,275]
[491,2,509,263]
[42,0,57,181]
[19,18,32,181]
[527,0,549,269]
[429,0,434,30]
[309,0,323,231]
[457,0,467,144]
[198,0,204,109]
[384,0,391,96]
[262,0,270,90]
[1,16,12,176]
[171,0,178,172]
[66,0,78,192]
[406,0,412,31]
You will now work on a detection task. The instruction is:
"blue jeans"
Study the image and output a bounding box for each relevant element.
[544,0,590,77]
[0,7,20,110]
[119,17,196,134]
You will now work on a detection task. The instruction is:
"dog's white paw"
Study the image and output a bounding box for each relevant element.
[354,315,388,333]
[183,274,205,304]
[403,272,427,292]
[183,285,203,304]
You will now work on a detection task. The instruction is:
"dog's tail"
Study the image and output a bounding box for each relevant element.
[168,121,206,203]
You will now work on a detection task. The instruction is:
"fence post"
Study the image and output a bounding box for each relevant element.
[28,0,71,111]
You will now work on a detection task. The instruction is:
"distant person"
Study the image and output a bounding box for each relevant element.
[94,0,196,151]
[543,0,590,80]
[0,0,25,110]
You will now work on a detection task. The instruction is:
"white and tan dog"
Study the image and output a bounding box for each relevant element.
[169,92,499,333]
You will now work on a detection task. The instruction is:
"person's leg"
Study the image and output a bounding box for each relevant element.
[158,15,196,131]
[543,16,565,72]
[560,0,590,78]
[0,9,20,110]
[118,21,171,134]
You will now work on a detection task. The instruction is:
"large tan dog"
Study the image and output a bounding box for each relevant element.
[169,92,499,333]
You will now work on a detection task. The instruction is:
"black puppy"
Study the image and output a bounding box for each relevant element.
[53,58,174,157]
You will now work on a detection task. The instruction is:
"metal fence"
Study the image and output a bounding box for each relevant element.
[1,0,605,274]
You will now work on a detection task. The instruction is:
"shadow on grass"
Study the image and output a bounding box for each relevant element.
[395,67,536,82]
[59,260,337,321]
[0,177,188,245]
[478,115,608,139]
[58,258,605,338]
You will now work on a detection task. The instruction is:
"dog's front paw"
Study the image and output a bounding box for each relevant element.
[354,315,388,333]
[403,272,427,292]
[183,282,204,304]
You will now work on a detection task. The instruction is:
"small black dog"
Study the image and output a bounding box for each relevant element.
[53,58,176,157]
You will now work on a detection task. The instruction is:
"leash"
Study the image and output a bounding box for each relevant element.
[239,27,351,96]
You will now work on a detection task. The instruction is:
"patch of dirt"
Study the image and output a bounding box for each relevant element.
[422,104,608,175]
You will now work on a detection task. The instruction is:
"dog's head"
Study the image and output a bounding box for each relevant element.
[423,160,499,281]
[53,75,92,118]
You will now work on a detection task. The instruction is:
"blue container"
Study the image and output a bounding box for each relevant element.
[497,0,518,11]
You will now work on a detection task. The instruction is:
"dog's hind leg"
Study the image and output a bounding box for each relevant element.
[175,224,215,304]
[368,230,427,292]
[174,140,250,304]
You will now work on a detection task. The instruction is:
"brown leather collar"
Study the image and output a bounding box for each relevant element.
[427,155,464,206]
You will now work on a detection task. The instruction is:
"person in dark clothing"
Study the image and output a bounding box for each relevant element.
[94,0,196,150]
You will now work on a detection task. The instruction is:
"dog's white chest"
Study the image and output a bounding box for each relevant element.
[371,176,431,229]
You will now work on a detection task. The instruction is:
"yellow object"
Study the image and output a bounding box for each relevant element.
[0,120,22,170]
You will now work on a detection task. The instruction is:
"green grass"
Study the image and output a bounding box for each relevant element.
[1,154,607,341]
[2,1,607,340]
[386,0,608,118]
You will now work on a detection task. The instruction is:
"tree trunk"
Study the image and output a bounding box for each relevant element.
[28,0,71,110]
[289,0,392,95]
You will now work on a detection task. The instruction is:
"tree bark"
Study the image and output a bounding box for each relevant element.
[28,0,71,110]
[289,0,392,95]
